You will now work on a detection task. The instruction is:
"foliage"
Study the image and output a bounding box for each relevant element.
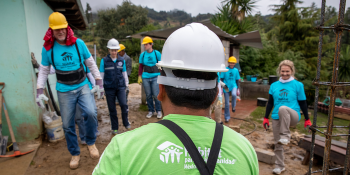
[95,0,148,56]
[129,63,139,84]
[211,4,253,35]
[221,0,258,21]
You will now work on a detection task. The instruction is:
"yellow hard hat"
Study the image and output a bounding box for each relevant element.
[118,44,126,52]
[228,56,237,63]
[49,12,68,30]
[142,36,153,44]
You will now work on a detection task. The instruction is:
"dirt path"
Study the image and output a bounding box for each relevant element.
[25,84,160,175]
[26,84,329,174]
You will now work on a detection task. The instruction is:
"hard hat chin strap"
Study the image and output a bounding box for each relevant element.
[157,68,217,90]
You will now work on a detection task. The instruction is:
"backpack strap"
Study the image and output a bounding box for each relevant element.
[157,120,223,175]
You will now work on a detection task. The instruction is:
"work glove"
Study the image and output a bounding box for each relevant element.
[304,119,312,129]
[138,76,142,85]
[91,79,104,99]
[217,96,223,108]
[220,81,229,92]
[237,89,240,96]
[263,118,270,130]
[36,89,48,109]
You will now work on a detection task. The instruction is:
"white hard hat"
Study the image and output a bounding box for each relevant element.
[107,38,120,49]
[156,23,227,72]
[157,23,228,91]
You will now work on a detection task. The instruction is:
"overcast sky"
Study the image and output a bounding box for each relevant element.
[80,0,350,16]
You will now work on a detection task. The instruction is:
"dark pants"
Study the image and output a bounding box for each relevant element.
[105,88,129,130]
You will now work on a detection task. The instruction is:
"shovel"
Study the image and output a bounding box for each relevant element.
[0,96,34,157]
[0,82,8,155]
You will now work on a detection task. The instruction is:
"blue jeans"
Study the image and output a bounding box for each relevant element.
[224,88,237,120]
[57,84,97,156]
[75,93,98,142]
[143,77,161,112]
[105,87,129,130]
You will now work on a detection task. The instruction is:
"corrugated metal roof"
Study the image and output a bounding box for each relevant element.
[129,19,263,49]
[44,0,88,30]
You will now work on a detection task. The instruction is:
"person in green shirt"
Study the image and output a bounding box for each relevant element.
[93,23,258,175]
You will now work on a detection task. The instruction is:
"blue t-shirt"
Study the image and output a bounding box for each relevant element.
[220,67,240,93]
[41,39,91,92]
[269,80,307,121]
[139,50,161,79]
[99,59,127,73]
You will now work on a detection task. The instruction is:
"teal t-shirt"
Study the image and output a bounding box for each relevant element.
[41,39,91,92]
[269,80,307,120]
[99,58,127,73]
[139,50,161,79]
[220,67,240,93]
[93,114,258,175]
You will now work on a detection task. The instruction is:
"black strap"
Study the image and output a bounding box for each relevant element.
[142,50,159,64]
[157,120,223,175]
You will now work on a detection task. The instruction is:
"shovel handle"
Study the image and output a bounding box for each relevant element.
[2,97,17,144]
[0,82,4,91]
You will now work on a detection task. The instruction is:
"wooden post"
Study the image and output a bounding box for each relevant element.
[140,36,146,105]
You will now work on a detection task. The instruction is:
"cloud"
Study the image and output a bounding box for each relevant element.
[80,0,350,16]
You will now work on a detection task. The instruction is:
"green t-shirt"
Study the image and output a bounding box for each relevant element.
[93,114,258,175]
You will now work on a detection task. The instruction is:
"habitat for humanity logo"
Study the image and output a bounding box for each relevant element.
[279,89,289,97]
[61,52,73,61]
[157,141,183,163]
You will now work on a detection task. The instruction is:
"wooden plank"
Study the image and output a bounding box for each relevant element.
[302,151,310,165]
[299,137,347,166]
[334,112,350,121]
[304,135,347,149]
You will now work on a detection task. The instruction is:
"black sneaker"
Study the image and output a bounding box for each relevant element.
[232,109,236,112]
[225,119,229,123]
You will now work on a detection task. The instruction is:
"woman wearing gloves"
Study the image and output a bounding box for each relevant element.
[263,60,312,174]
[220,56,240,123]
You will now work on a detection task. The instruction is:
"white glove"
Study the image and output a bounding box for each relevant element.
[36,89,48,109]
[220,81,229,92]
[91,79,104,99]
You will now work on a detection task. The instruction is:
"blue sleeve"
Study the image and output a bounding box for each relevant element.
[77,39,92,59]
[122,60,126,72]
[139,52,144,64]
[41,47,50,66]
[156,50,161,61]
[297,82,307,100]
[220,72,225,79]
[269,84,273,95]
[235,69,240,80]
[99,59,104,73]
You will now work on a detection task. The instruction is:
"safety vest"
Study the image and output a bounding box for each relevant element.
[102,55,126,89]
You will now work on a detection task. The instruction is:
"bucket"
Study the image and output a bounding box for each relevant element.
[246,75,252,81]
[45,117,65,142]
[262,78,268,85]
[257,98,268,107]
[269,75,278,85]
[251,77,257,82]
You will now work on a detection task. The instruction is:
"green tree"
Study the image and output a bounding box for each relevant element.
[211,4,253,35]
[221,0,258,21]
[95,0,148,56]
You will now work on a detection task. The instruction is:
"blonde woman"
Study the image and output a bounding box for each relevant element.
[263,60,312,174]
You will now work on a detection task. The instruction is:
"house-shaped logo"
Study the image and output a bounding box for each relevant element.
[157,141,183,163]
[279,89,289,97]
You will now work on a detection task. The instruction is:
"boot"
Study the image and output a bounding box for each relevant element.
[88,144,100,159]
[70,155,80,169]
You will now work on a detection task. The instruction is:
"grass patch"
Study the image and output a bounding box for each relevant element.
[139,104,149,111]
[249,107,350,141]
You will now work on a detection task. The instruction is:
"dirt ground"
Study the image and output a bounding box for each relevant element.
[25,83,336,175]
